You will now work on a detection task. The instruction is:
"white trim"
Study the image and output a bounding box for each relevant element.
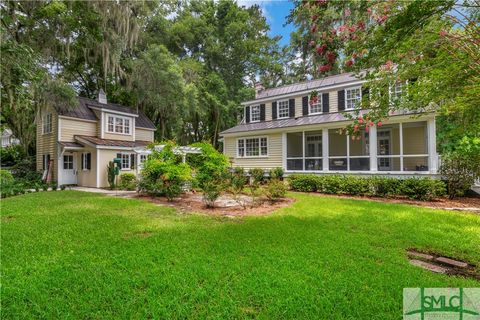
[42,113,53,135]
[119,153,131,170]
[427,118,437,173]
[369,125,378,172]
[241,80,365,105]
[236,136,269,158]
[88,106,139,117]
[96,150,100,188]
[58,115,97,123]
[282,132,287,170]
[277,99,290,119]
[322,128,329,171]
[399,123,404,171]
[100,112,104,139]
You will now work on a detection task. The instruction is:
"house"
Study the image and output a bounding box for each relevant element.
[1,129,20,147]
[36,90,156,187]
[220,72,438,176]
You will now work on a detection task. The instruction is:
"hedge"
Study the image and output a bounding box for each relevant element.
[287,174,446,201]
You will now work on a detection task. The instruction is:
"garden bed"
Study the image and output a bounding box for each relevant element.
[136,192,295,217]
[303,192,480,212]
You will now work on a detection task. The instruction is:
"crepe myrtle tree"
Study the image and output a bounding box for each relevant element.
[292,0,479,139]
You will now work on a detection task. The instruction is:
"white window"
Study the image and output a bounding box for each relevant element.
[63,155,73,170]
[390,81,404,101]
[121,153,130,169]
[139,154,147,168]
[250,105,260,122]
[107,115,131,134]
[237,137,267,157]
[42,113,52,134]
[309,95,323,114]
[345,88,361,110]
[277,100,289,118]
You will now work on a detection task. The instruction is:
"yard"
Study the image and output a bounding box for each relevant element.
[2,191,479,319]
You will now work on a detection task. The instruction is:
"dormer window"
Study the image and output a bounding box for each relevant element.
[277,100,289,119]
[345,87,362,110]
[309,95,323,114]
[250,105,260,122]
[107,115,131,134]
[390,81,404,101]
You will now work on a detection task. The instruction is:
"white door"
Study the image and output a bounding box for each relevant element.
[62,153,77,185]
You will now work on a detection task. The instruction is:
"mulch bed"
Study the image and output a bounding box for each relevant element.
[301,192,480,212]
[136,193,296,217]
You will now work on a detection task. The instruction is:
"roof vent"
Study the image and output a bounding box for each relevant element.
[98,89,107,104]
[254,82,264,98]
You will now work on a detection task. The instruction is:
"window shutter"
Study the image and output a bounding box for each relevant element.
[81,154,85,170]
[43,155,46,170]
[130,154,135,169]
[289,99,295,118]
[362,87,369,106]
[272,102,277,120]
[302,96,309,116]
[245,106,250,123]
[338,90,345,111]
[87,153,91,170]
[322,93,329,113]
[260,104,265,121]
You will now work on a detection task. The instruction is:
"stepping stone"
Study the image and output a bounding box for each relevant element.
[436,257,468,268]
[407,251,434,260]
[409,259,448,274]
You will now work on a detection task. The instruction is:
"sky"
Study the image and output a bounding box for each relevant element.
[238,0,295,46]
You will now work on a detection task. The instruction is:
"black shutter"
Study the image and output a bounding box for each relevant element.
[272,102,277,120]
[362,87,369,106]
[322,93,329,113]
[43,155,46,170]
[302,96,309,116]
[338,90,345,111]
[130,154,135,169]
[289,99,295,118]
[245,106,250,123]
[260,104,265,121]
[81,154,85,170]
[86,153,91,170]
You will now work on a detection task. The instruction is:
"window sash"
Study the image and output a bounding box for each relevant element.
[121,153,130,169]
[43,114,52,134]
[250,105,260,122]
[345,88,361,110]
[237,137,267,157]
[309,96,323,114]
[277,100,289,118]
[107,115,131,134]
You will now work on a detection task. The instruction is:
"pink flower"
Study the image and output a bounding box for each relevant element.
[365,126,369,133]
[339,25,347,32]
[348,25,357,33]
[311,24,317,33]
[311,14,318,22]
[358,117,363,124]
[367,7,372,14]
[344,9,351,17]
[370,122,374,127]
[318,64,332,72]
[383,60,394,71]
[439,30,448,37]
[357,21,366,30]
[326,51,336,63]
[354,124,359,132]
[377,121,383,127]
[310,40,316,47]
[345,60,354,67]
[316,44,327,55]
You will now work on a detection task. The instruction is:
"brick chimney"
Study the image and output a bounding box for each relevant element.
[254,82,264,98]
[98,89,107,104]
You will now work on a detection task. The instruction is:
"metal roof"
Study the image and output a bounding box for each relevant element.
[75,135,151,148]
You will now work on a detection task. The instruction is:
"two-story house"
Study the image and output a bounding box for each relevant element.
[221,72,438,176]
[36,90,156,187]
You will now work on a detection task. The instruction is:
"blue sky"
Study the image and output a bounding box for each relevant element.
[238,0,295,46]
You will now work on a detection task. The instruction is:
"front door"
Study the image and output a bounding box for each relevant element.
[378,130,391,170]
[62,153,77,185]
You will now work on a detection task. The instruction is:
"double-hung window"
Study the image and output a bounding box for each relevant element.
[121,153,130,169]
[345,88,361,110]
[42,113,52,134]
[107,115,131,134]
[42,154,51,170]
[277,100,289,118]
[390,81,404,102]
[309,95,322,114]
[237,137,267,157]
[250,105,260,122]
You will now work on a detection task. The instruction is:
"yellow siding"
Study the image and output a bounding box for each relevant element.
[329,90,338,113]
[265,102,272,121]
[97,149,138,188]
[36,105,58,181]
[224,133,283,170]
[60,118,97,142]
[135,128,154,142]
[294,97,302,118]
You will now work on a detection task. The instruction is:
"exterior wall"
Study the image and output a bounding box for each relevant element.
[36,105,58,181]
[97,149,137,188]
[135,128,154,142]
[60,117,97,142]
[224,133,283,170]
[76,147,97,188]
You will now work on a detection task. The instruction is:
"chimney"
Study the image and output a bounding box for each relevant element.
[98,89,107,104]
[254,82,264,98]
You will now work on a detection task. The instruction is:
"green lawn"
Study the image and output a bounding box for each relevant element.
[1,191,479,319]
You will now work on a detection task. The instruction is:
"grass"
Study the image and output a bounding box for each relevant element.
[1,191,479,319]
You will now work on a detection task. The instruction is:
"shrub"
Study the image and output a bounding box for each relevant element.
[269,167,284,180]
[0,170,14,186]
[372,177,402,197]
[440,137,480,198]
[51,182,58,191]
[202,180,224,208]
[60,184,66,191]
[42,184,49,191]
[249,168,265,185]
[264,179,287,202]
[0,144,26,167]
[338,176,372,196]
[230,167,248,193]
[119,173,137,191]
[400,178,446,201]
[10,158,41,185]
[288,174,319,192]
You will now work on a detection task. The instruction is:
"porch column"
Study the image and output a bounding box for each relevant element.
[369,125,377,172]
[322,128,329,171]
[427,118,438,173]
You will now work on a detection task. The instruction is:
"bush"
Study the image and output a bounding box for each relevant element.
[269,167,284,180]
[288,174,446,201]
[51,182,58,191]
[0,144,26,167]
[0,169,14,186]
[119,173,137,191]
[60,184,66,191]
[264,179,287,202]
[202,180,224,208]
[249,168,265,185]
[42,184,49,191]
